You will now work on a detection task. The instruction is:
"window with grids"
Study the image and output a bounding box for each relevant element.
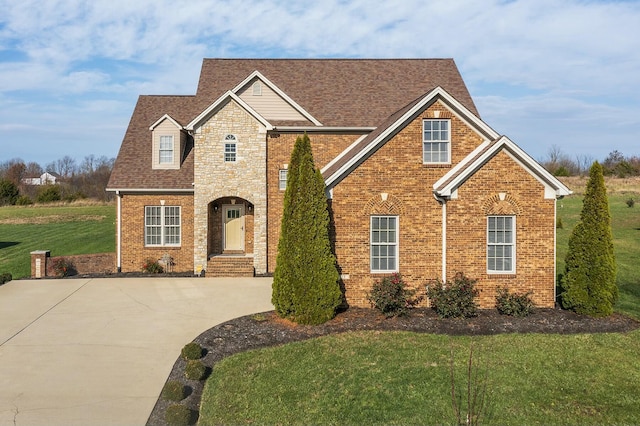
[159,135,174,164]
[224,134,237,162]
[370,216,398,272]
[487,216,515,273]
[145,206,181,246]
[278,169,287,190]
[423,119,450,164]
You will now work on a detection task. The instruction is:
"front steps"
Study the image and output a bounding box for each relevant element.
[206,255,254,277]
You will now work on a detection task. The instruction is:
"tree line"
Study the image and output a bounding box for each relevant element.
[541,146,640,178]
[0,155,114,205]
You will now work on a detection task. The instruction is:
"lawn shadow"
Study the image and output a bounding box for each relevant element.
[0,242,20,249]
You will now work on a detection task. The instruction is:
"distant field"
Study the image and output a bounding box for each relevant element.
[0,202,115,279]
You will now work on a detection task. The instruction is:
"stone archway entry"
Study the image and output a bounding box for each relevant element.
[223,204,244,251]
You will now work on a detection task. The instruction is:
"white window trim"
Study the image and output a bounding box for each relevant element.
[224,134,237,162]
[487,215,516,274]
[159,135,174,164]
[145,206,181,247]
[278,169,288,191]
[370,215,399,273]
[422,119,451,165]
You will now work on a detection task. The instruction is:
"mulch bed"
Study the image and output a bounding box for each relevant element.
[146,307,640,425]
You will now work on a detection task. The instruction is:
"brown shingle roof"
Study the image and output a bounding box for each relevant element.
[196,59,478,126]
[107,96,198,190]
[109,59,477,190]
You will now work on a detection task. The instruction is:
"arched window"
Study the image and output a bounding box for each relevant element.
[224,134,237,162]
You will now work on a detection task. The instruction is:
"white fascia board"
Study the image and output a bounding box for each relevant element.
[432,87,500,140]
[501,138,573,198]
[149,114,183,130]
[321,134,368,175]
[274,126,376,132]
[435,136,573,198]
[232,70,323,126]
[185,91,273,131]
[325,86,497,188]
[433,140,492,194]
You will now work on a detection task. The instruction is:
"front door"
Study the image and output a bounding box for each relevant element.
[223,205,244,251]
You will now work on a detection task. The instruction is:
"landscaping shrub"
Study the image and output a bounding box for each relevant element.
[0,273,12,285]
[181,342,204,361]
[51,257,76,277]
[161,380,188,402]
[36,185,61,203]
[15,195,33,205]
[556,217,563,229]
[184,360,208,381]
[427,272,479,318]
[165,403,195,426]
[626,197,635,208]
[495,287,535,317]
[368,273,422,317]
[142,258,163,273]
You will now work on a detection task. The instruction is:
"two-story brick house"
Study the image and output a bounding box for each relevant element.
[107,59,571,308]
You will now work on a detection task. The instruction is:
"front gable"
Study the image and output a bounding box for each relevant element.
[233,71,321,125]
[324,87,498,190]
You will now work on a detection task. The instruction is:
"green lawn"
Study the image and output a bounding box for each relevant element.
[0,202,115,278]
[200,330,640,425]
[200,191,640,425]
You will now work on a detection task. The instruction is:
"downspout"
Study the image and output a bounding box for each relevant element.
[433,192,448,282]
[554,194,564,305]
[116,190,122,273]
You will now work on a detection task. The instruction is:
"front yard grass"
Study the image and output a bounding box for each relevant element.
[199,330,640,425]
[0,202,115,278]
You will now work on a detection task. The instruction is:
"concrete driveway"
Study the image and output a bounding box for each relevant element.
[0,277,273,426]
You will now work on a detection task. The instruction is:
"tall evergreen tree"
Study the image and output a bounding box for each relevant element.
[560,161,617,316]
[272,134,342,325]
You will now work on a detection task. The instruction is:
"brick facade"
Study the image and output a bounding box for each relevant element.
[266,132,365,272]
[329,102,556,308]
[119,193,194,273]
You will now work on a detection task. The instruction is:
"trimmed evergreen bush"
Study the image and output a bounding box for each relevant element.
[165,403,194,426]
[560,162,618,317]
[495,287,535,317]
[184,360,207,381]
[181,342,203,360]
[272,134,342,325]
[427,272,479,318]
[161,380,188,402]
[0,273,12,285]
[368,273,422,317]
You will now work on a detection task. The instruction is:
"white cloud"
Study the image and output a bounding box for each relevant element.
[0,0,639,165]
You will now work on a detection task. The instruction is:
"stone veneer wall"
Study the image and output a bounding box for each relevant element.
[193,100,267,274]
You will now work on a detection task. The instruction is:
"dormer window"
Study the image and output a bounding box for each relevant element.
[159,136,174,164]
[252,81,262,96]
[224,134,237,162]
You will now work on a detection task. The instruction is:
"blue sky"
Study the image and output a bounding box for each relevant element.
[1,0,639,166]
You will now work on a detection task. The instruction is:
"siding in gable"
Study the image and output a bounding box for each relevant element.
[238,80,309,122]
[152,119,183,170]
